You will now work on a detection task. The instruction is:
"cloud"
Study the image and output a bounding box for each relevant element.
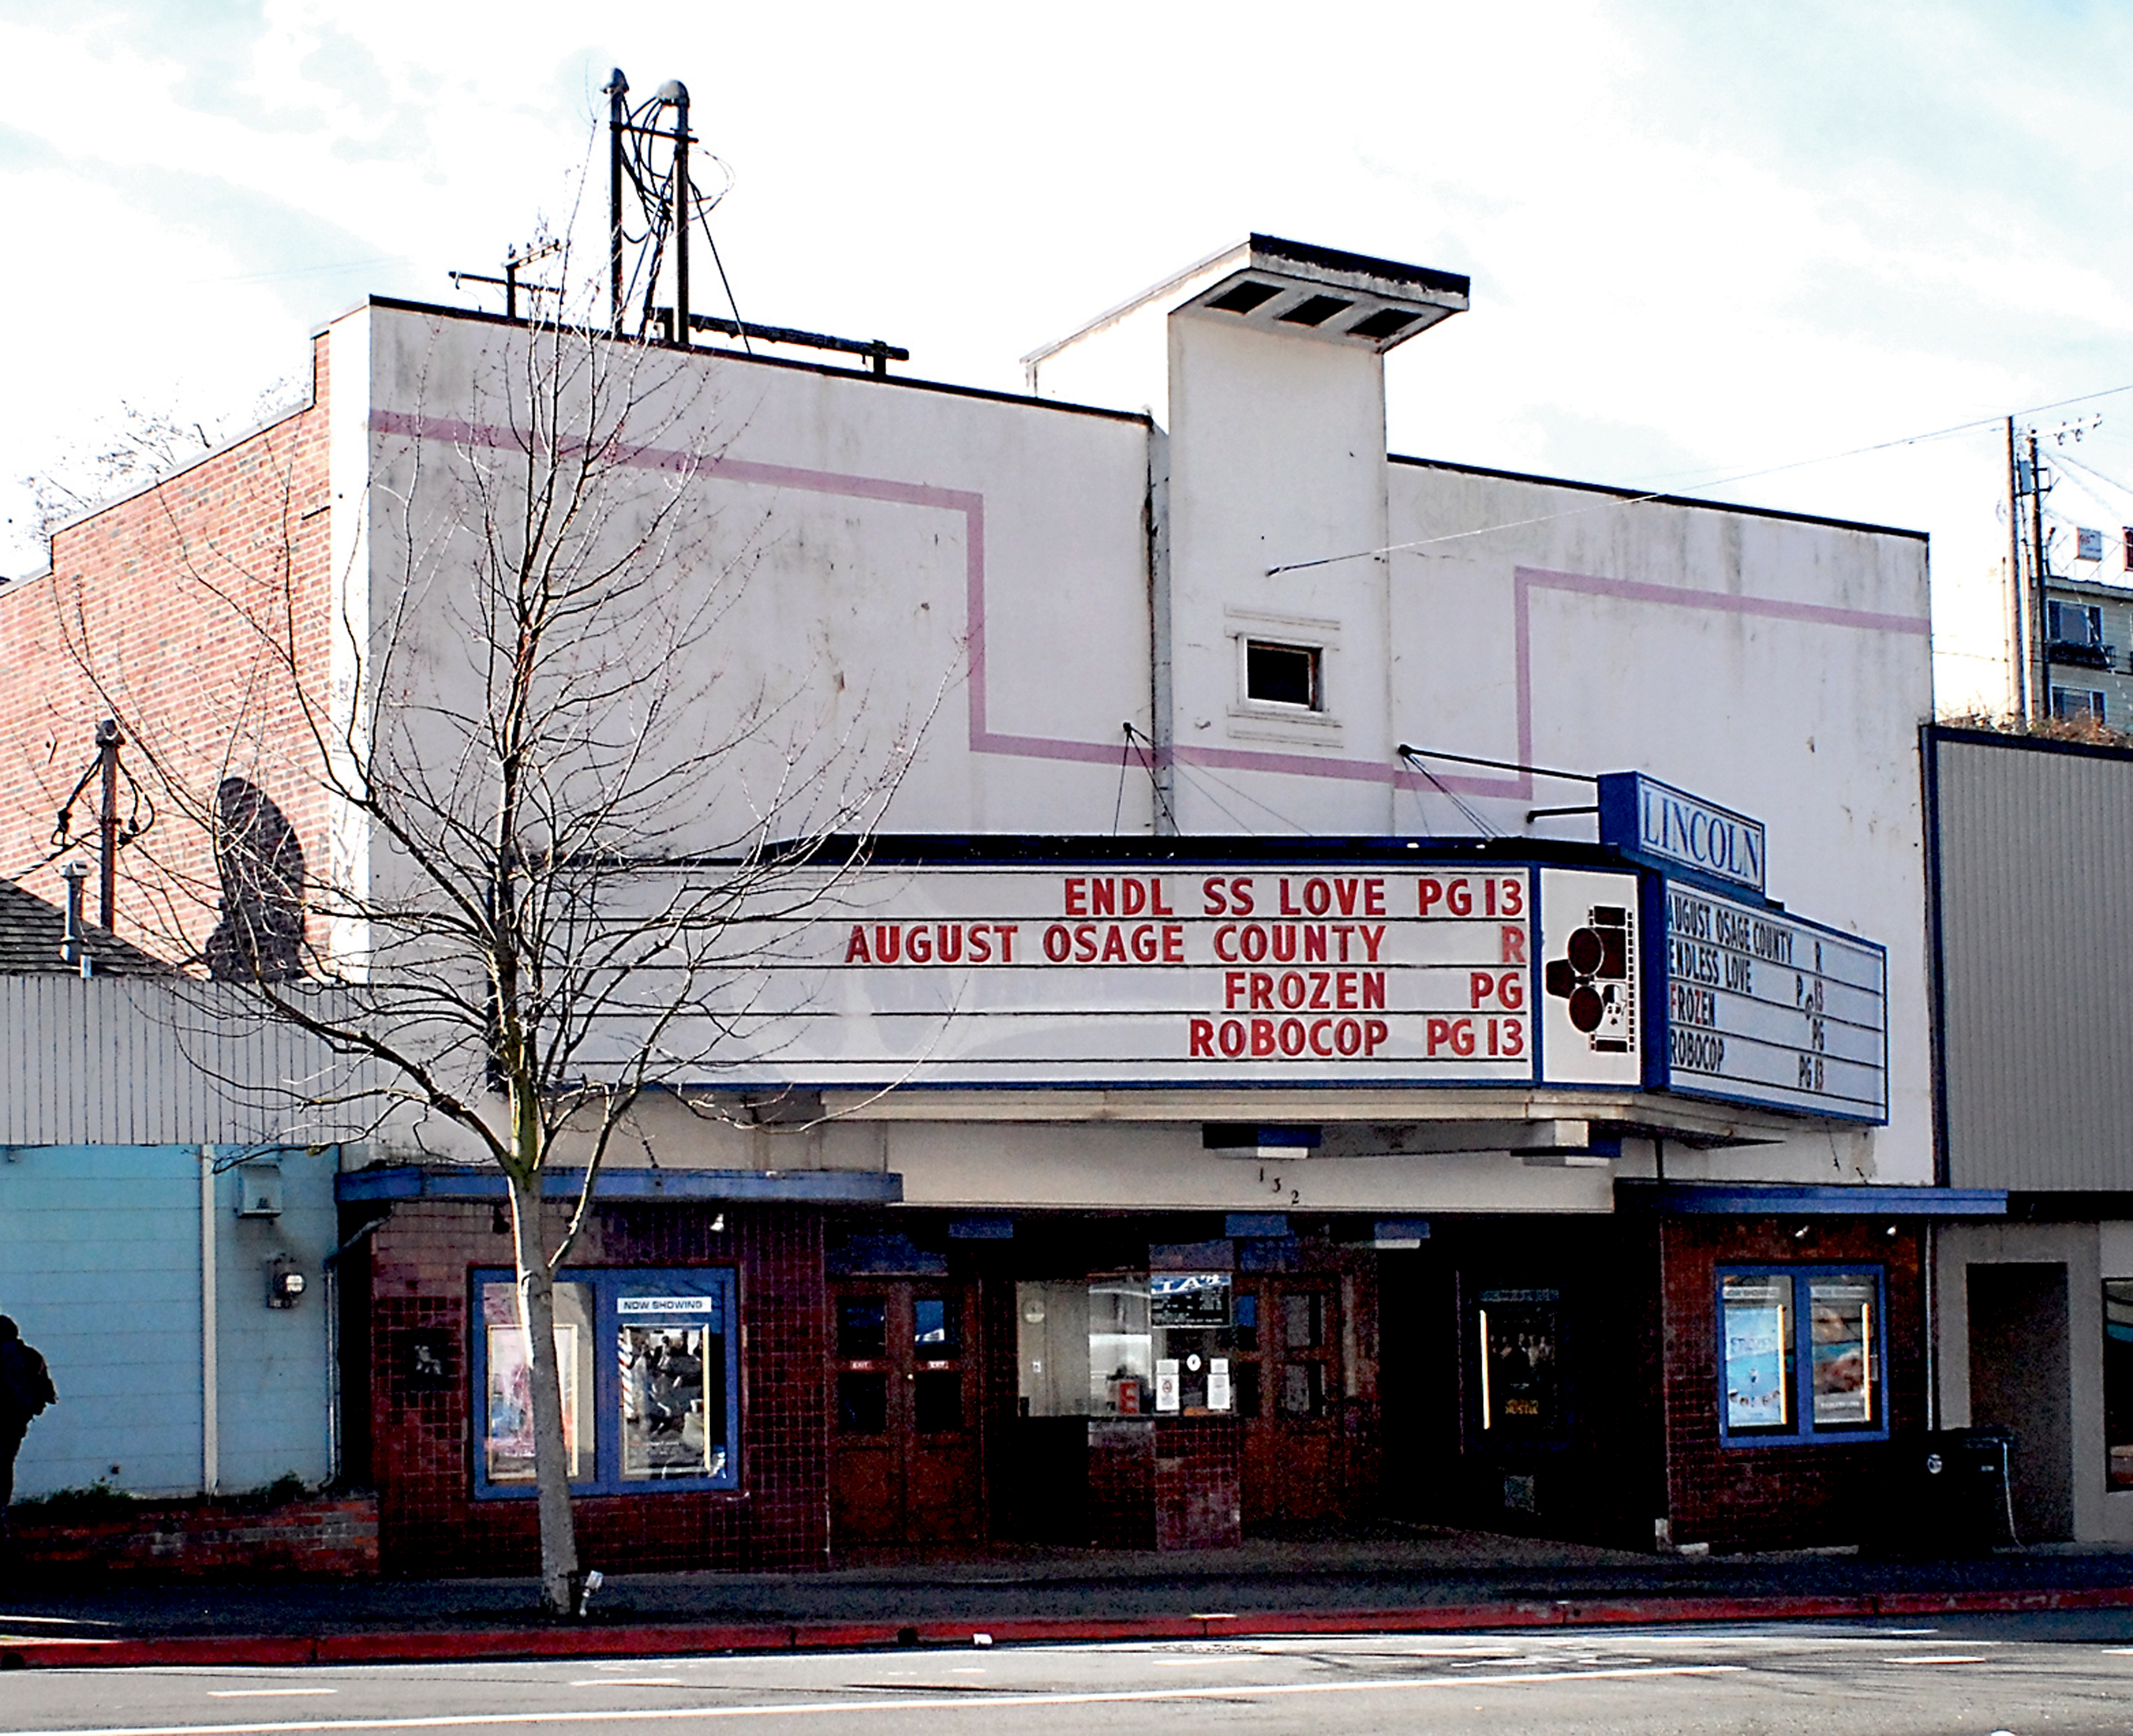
[5,0,2131,722]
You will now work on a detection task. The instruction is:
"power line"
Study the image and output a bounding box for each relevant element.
[1269,379,2133,577]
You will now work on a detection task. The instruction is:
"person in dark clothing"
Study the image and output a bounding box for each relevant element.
[0,1315,56,1557]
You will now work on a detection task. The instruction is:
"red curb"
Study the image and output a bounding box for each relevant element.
[10,1586,2133,1669]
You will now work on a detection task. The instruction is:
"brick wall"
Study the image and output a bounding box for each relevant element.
[1153,1416,1243,1550]
[1660,1216,1926,1551]
[1085,1418,1155,1550]
[364,1197,829,1575]
[14,1494,377,1580]
[0,338,332,961]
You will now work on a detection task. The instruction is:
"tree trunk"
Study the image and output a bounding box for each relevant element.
[509,1171,581,1615]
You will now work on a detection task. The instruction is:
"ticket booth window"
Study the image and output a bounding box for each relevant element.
[1016,1275,1246,1416]
[472,1267,740,1497]
[1717,1266,1886,1445]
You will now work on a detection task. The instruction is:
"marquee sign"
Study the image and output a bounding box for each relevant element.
[613,830,1885,1124]
[1653,879,1887,1122]
[658,862,1642,1091]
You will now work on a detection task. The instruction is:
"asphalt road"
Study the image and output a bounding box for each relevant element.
[8,1620,2133,1734]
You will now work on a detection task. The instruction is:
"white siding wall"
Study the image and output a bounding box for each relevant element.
[0,978,376,1147]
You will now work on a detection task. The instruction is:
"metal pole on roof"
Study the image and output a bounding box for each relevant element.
[59,859,89,974]
[662,81,691,347]
[603,69,628,338]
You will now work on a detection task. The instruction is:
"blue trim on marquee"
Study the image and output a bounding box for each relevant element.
[336,1165,903,1204]
[1617,1181,2006,1216]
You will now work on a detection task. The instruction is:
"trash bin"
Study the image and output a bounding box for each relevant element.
[1883,1429,2016,1556]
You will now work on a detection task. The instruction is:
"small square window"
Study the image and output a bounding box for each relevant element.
[2048,600,2103,648]
[838,1297,888,1360]
[2052,686,2108,724]
[1246,640,1321,710]
[914,1369,962,1433]
[837,1370,889,1434]
[1279,1360,1325,1418]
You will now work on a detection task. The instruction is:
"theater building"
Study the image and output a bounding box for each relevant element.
[5,234,1989,1569]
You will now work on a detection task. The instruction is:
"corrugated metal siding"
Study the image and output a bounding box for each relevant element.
[1934,734,2133,1190]
[0,978,377,1146]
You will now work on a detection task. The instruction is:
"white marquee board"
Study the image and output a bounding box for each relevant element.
[633,863,1631,1089]
[1656,879,1887,1122]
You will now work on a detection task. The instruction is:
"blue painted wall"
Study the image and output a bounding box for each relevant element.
[0,1144,335,1499]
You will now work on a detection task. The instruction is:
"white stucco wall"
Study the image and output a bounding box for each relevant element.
[1377,465,1934,1183]
[321,271,1933,1198]
[346,302,1159,857]
[1934,1220,2133,1544]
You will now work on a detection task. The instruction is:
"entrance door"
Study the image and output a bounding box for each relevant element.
[829,1280,982,1548]
[1968,1262,2073,1541]
[1234,1277,1343,1525]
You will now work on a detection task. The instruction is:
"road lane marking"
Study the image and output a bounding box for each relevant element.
[566,1683,687,1690]
[0,1635,111,1648]
[205,1697,339,1702]
[0,1662,1748,1734]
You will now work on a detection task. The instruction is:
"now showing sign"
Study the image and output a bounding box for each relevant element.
[1599,773,1766,894]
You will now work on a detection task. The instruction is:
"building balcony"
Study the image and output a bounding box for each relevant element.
[2046,638,2116,670]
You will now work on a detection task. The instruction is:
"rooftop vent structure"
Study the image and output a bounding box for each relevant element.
[1179,235,1470,352]
[1022,232,1470,403]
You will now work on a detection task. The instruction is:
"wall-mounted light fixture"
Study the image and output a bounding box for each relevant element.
[236,1160,284,1218]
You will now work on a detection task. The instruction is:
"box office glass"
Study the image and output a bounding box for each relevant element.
[471,1267,740,1497]
[1718,1266,1886,1445]
[1018,1275,1241,1417]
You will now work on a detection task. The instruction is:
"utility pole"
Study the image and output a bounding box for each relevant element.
[95,718,120,931]
[2028,427,2051,725]
[2006,417,2028,722]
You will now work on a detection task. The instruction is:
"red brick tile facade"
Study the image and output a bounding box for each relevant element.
[15,1494,378,1581]
[363,1198,829,1575]
[0,338,333,960]
[1659,1216,1926,1552]
[1153,1416,1243,1550]
[1085,1418,1156,1551]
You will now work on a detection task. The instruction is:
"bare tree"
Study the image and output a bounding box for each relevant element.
[51,238,935,1614]
[24,383,301,563]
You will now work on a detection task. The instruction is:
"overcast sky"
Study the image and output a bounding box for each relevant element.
[7,0,2133,709]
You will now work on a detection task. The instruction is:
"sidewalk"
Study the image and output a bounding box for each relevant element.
[9,1526,2133,1669]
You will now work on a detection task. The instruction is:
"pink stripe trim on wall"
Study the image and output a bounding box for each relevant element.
[369,411,1931,802]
